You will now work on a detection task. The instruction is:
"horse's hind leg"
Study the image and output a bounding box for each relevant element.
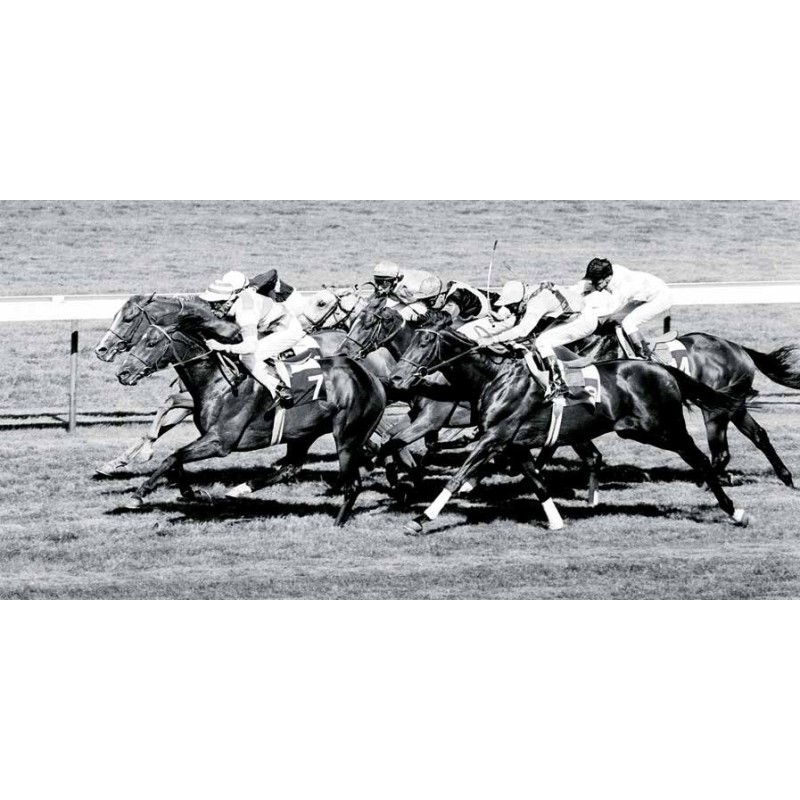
[573,441,603,506]
[621,424,748,526]
[331,405,383,526]
[515,449,564,530]
[702,409,733,485]
[731,406,794,487]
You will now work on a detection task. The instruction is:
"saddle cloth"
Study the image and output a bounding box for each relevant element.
[563,363,602,407]
[275,355,327,407]
[652,339,691,375]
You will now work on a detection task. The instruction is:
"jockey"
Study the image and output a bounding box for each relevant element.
[571,258,672,359]
[480,279,598,399]
[373,261,404,298]
[391,269,447,322]
[440,280,493,322]
[200,270,304,407]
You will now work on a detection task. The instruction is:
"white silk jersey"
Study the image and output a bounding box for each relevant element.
[486,284,585,345]
[570,263,669,315]
[230,288,296,335]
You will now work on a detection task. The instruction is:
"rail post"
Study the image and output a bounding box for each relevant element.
[68,320,79,432]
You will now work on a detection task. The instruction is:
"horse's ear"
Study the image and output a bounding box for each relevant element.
[147,291,156,303]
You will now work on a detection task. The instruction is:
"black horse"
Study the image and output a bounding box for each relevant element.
[94,293,400,482]
[115,308,386,526]
[389,326,750,535]
[569,323,800,486]
[339,299,606,501]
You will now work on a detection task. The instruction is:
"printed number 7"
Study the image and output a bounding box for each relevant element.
[307,374,324,400]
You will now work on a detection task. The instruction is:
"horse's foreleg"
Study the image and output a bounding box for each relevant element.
[404,433,507,536]
[125,432,232,508]
[731,406,794,487]
[96,393,194,476]
[147,392,194,440]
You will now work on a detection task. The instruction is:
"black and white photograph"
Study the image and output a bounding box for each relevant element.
[2,200,799,599]
[2,3,799,799]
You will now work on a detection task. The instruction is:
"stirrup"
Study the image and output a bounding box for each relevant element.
[276,385,294,408]
[544,382,568,401]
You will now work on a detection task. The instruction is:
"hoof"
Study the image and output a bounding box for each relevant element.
[123,496,144,510]
[226,482,253,499]
[95,460,126,477]
[195,489,213,503]
[732,508,749,527]
[404,518,425,536]
[548,519,565,531]
[587,490,600,507]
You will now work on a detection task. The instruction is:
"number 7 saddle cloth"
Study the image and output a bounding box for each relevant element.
[275,354,327,407]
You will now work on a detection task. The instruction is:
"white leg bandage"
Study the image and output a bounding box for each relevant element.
[424,489,453,520]
[542,498,564,530]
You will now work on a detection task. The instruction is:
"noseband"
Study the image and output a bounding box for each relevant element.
[343,305,405,359]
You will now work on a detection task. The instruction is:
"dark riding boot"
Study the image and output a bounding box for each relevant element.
[627,330,652,360]
[276,383,294,408]
[544,355,569,400]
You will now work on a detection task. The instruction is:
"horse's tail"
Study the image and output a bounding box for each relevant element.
[661,364,747,416]
[742,344,800,390]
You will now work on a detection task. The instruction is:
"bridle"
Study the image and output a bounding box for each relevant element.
[397,327,482,378]
[125,323,212,378]
[306,289,362,332]
[103,295,186,351]
[343,304,406,359]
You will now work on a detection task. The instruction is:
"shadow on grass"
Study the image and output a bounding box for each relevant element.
[105,494,382,526]
[425,499,725,535]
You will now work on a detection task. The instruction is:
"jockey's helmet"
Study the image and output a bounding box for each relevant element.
[495,280,527,309]
[373,260,403,295]
[416,275,444,304]
[584,258,613,289]
[200,270,250,303]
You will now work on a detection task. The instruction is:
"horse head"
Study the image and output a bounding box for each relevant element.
[115,302,240,385]
[95,293,198,362]
[337,294,403,358]
[388,326,469,390]
[299,287,365,332]
[116,321,207,386]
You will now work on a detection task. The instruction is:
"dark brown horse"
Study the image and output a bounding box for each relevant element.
[115,309,386,526]
[94,294,395,479]
[339,299,606,501]
[389,326,750,534]
[569,323,799,486]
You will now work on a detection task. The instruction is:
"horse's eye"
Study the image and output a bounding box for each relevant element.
[123,314,134,323]
[317,300,326,307]
[147,338,157,348]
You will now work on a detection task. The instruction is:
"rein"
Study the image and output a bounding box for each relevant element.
[398,328,482,377]
[130,323,214,378]
[343,306,406,358]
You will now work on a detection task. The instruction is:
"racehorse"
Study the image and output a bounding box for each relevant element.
[389,326,750,535]
[94,293,395,478]
[114,307,386,526]
[569,323,800,487]
[338,299,606,501]
[295,287,367,332]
